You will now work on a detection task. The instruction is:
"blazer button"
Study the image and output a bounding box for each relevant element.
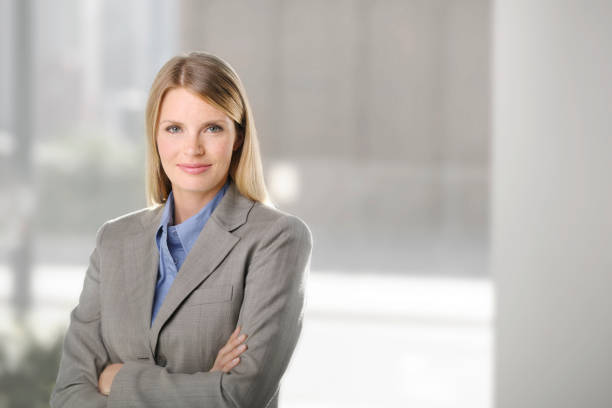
[156,354,167,367]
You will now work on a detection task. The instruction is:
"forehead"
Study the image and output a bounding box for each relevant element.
[159,87,228,121]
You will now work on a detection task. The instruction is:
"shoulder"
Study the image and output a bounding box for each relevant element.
[245,202,313,249]
[95,205,162,243]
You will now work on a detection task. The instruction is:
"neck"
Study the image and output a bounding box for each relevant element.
[171,178,227,225]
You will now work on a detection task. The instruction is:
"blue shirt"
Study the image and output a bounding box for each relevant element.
[151,178,231,326]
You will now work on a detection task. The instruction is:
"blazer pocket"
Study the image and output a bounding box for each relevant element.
[183,284,233,307]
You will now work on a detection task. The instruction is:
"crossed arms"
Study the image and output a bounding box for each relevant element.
[49,215,313,408]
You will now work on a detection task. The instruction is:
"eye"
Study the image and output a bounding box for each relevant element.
[165,125,181,134]
[207,125,223,133]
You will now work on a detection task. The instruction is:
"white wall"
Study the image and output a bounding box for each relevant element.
[493,1,612,407]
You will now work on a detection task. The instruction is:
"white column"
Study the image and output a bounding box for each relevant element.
[493,1,612,407]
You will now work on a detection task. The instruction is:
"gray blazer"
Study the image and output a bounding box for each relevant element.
[50,181,313,408]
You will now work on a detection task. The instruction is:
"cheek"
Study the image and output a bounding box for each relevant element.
[157,136,176,162]
[209,138,235,160]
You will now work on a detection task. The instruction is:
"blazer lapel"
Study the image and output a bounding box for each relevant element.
[140,180,255,356]
[123,205,162,360]
[116,205,163,358]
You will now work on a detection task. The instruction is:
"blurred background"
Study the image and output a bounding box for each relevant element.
[2,0,492,407]
[2,0,610,407]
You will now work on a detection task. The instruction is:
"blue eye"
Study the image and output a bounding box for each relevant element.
[207,125,223,133]
[166,125,181,133]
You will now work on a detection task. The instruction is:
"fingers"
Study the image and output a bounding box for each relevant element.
[217,327,248,372]
[221,342,248,372]
[229,325,240,341]
[228,342,248,361]
[218,338,248,370]
[210,326,249,373]
[222,356,241,372]
[218,328,248,357]
[232,333,248,348]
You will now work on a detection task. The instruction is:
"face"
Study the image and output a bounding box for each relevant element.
[156,87,242,206]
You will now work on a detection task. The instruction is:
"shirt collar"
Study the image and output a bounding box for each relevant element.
[156,178,231,254]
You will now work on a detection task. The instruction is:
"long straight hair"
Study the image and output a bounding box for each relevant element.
[144,51,270,207]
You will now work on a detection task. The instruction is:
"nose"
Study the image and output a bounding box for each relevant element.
[184,131,204,156]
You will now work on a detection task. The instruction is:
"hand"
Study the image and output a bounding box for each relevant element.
[209,325,248,373]
[98,363,123,396]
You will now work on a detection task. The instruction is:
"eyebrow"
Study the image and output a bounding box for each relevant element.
[159,119,227,127]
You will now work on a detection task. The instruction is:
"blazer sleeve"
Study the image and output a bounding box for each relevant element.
[49,222,111,407]
[106,214,313,408]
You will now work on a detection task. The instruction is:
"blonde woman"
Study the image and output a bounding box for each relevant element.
[50,51,313,408]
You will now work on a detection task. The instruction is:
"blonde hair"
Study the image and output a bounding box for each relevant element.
[144,51,270,207]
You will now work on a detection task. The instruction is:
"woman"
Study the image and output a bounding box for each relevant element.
[50,51,313,408]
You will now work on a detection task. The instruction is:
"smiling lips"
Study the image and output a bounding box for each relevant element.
[177,163,211,175]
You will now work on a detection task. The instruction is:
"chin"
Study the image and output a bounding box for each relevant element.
[174,179,223,193]
[176,184,216,193]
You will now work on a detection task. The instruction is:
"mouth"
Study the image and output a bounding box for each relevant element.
[177,163,212,175]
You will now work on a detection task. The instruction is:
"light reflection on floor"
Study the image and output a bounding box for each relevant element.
[0,266,492,407]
